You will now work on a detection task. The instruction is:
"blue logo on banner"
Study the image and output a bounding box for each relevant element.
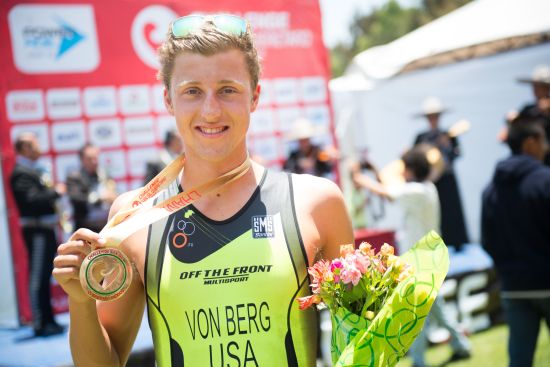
[56,20,85,58]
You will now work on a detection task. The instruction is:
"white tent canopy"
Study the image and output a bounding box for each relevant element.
[335,0,550,88]
[330,0,550,242]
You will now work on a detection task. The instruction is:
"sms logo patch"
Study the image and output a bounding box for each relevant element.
[252,215,274,238]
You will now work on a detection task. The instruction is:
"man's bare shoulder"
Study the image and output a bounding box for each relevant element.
[291,173,344,206]
[290,173,354,262]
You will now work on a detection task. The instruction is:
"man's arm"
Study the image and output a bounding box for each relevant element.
[292,174,354,263]
[53,190,145,366]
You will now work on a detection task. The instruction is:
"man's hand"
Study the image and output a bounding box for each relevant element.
[53,228,106,304]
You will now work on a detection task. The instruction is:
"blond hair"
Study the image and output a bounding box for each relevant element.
[157,19,261,91]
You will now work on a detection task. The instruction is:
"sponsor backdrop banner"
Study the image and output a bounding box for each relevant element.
[0,1,333,324]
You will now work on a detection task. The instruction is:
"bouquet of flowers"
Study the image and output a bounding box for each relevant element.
[297,231,449,366]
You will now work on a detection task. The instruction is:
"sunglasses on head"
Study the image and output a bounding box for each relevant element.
[171,14,248,39]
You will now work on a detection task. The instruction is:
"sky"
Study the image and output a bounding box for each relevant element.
[319,0,419,47]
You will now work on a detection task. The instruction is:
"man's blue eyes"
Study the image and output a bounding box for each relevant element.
[184,88,236,95]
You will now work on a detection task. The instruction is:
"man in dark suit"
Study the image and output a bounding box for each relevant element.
[66,143,117,233]
[143,130,183,184]
[413,97,469,250]
[10,132,65,337]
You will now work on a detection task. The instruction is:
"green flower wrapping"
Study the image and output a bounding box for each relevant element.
[297,231,449,366]
[330,232,449,366]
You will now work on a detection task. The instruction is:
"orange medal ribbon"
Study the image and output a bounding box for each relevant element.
[80,154,251,301]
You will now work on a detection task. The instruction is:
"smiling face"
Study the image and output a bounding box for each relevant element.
[164,49,260,165]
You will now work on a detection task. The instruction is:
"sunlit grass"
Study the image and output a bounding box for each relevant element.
[396,322,550,367]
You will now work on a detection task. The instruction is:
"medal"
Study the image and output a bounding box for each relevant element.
[80,247,132,301]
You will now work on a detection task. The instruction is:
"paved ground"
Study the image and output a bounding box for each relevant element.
[0,313,154,367]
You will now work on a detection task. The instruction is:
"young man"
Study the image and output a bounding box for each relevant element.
[482,116,550,367]
[53,14,353,366]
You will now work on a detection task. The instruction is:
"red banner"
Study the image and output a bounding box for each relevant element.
[0,0,333,323]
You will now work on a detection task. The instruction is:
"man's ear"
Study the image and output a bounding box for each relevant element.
[250,84,261,112]
[164,88,174,115]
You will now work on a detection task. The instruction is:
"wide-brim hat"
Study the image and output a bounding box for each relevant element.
[285,117,326,141]
[517,65,550,85]
[414,96,449,117]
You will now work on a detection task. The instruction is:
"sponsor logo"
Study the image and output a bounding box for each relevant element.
[277,106,301,133]
[88,118,122,147]
[172,219,196,248]
[46,88,81,119]
[252,215,274,238]
[179,264,274,285]
[249,108,275,135]
[300,76,327,103]
[51,121,86,152]
[131,6,177,69]
[6,90,45,122]
[119,85,151,115]
[273,78,299,105]
[83,87,117,117]
[123,117,155,146]
[8,4,99,73]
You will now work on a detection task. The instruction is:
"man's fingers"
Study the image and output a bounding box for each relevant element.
[52,266,79,280]
[69,228,106,248]
[57,240,92,256]
[54,253,86,269]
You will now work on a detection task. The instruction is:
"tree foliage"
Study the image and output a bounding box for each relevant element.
[329,0,473,77]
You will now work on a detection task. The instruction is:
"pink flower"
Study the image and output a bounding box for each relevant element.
[340,259,362,286]
[296,294,321,310]
[308,260,331,293]
[331,259,343,283]
[349,253,371,274]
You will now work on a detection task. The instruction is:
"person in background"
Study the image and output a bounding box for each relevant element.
[143,129,184,184]
[283,117,338,178]
[481,116,550,367]
[413,97,469,250]
[10,132,66,337]
[352,146,471,367]
[516,64,550,165]
[53,13,353,366]
[66,143,118,233]
[347,152,383,229]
